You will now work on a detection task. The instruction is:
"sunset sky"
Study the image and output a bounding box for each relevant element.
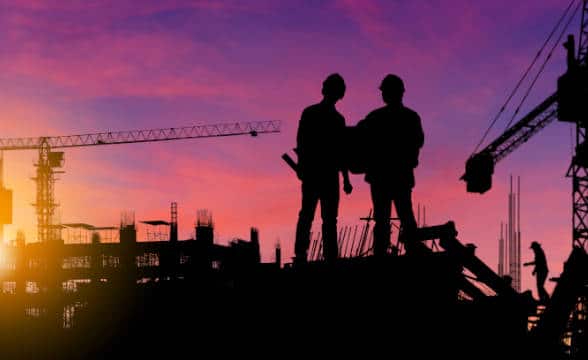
[0,0,579,296]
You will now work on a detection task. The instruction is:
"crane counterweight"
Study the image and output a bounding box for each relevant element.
[462,152,495,194]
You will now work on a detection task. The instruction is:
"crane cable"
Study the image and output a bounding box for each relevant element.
[471,0,579,156]
[503,0,582,131]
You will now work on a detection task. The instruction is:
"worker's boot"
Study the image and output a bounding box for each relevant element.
[293,253,308,267]
[399,228,417,255]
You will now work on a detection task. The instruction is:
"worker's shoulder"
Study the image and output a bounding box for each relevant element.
[302,103,344,121]
[401,106,421,120]
[365,106,388,119]
[356,107,385,129]
[302,103,322,114]
[364,105,419,119]
[302,102,343,117]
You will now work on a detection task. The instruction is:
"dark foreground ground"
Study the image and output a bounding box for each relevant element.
[0,253,536,359]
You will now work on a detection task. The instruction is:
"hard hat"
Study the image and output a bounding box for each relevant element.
[379,74,405,92]
[323,73,346,92]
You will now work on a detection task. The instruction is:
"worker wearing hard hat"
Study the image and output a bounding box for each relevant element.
[356,74,424,256]
[294,73,353,264]
[524,241,549,303]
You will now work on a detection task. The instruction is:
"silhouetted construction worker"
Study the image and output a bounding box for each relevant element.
[357,74,424,256]
[524,241,549,303]
[294,73,353,264]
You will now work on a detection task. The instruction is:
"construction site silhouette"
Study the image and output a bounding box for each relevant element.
[2,1,588,359]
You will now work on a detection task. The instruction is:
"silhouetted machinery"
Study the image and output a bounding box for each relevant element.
[0,120,280,243]
[462,0,588,356]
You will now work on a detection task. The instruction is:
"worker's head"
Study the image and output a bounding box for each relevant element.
[530,241,541,249]
[379,74,405,105]
[322,73,346,104]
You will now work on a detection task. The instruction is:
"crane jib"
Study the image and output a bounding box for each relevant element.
[0,120,281,151]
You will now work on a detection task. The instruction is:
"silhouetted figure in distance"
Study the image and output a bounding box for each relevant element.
[357,74,424,256]
[524,241,549,304]
[294,73,353,264]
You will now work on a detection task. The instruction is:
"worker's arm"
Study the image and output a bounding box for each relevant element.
[295,110,309,181]
[409,111,424,169]
[523,261,535,266]
[415,113,424,150]
[340,114,352,194]
[342,169,352,195]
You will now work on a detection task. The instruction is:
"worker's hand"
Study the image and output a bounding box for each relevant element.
[343,180,353,195]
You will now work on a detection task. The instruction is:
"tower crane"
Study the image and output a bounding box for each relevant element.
[0,120,281,243]
[461,0,588,250]
[461,1,588,355]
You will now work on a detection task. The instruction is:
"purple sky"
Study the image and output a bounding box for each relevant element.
[0,0,579,297]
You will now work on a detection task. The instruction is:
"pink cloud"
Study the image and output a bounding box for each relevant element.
[3,0,269,15]
[1,32,260,100]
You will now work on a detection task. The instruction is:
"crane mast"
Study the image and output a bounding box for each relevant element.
[567,2,588,250]
[0,120,280,243]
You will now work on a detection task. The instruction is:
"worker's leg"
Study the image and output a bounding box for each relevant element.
[537,271,549,303]
[320,179,340,262]
[393,188,417,247]
[295,181,319,263]
[371,182,392,257]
